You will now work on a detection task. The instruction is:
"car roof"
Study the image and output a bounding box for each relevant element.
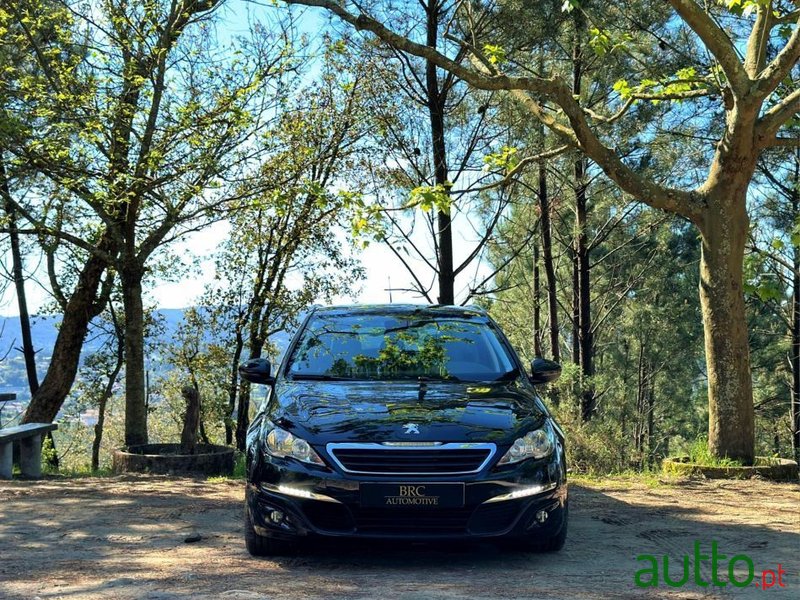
[309,303,488,319]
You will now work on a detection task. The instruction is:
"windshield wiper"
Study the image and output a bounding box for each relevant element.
[417,374,462,383]
[289,374,353,381]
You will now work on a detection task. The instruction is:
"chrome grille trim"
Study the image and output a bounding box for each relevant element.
[326,442,497,475]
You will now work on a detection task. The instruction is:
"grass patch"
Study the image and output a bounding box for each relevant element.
[207,451,246,483]
[687,436,743,467]
[40,465,116,478]
[571,470,681,489]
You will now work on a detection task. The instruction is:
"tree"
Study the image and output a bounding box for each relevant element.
[72,305,124,471]
[747,148,800,462]
[351,1,511,305]
[1,0,117,432]
[204,50,367,449]
[2,1,296,445]
[0,155,38,397]
[164,307,229,447]
[281,0,800,463]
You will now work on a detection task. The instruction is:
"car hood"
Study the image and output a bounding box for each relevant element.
[268,379,546,445]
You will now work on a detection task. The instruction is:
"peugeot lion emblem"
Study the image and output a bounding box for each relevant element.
[403,423,420,435]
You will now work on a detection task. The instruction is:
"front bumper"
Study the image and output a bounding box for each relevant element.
[246,451,567,541]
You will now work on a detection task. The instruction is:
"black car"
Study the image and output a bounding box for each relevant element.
[241,304,567,555]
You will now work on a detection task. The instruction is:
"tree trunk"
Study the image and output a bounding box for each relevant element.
[533,238,543,357]
[425,1,453,305]
[226,329,244,445]
[237,327,266,451]
[121,265,148,446]
[791,187,799,466]
[575,165,595,421]
[235,383,251,452]
[22,237,114,424]
[92,332,124,471]
[571,11,594,421]
[646,368,656,469]
[537,155,560,362]
[180,385,200,454]
[698,195,755,464]
[634,343,646,461]
[0,153,39,396]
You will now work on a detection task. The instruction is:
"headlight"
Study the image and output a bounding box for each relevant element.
[497,427,554,465]
[265,426,325,466]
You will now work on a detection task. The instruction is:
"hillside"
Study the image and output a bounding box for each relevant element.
[0,309,290,413]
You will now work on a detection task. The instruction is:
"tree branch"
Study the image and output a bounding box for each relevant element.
[382,238,435,302]
[452,145,569,194]
[757,86,800,140]
[453,194,509,278]
[666,0,749,95]
[766,136,800,147]
[6,228,116,263]
[756,12,800,95]
[284,0,705,222]
[744,1,773,78]
[630,87,717,101]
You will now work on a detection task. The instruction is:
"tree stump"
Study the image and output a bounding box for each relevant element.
[180,385,200,455]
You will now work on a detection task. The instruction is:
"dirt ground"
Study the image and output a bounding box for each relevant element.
[0,475,797,599]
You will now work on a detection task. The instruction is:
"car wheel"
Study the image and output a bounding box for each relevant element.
[518,501,568,553]
[244,504,297,556]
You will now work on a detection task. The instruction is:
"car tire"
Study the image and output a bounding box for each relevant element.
[518,501,568,553]
[244,504,297,557]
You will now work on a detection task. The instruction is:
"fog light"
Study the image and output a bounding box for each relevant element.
[535,510,548,524]
[268,510,285,524]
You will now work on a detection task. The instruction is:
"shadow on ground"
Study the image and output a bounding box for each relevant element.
[0,475,797,599]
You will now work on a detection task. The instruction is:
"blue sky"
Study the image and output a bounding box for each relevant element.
[0,0,492,317]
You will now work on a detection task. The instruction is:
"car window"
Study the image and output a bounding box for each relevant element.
[286,313,516,382]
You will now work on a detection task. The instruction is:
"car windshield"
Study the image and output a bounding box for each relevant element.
[286,312,516,382]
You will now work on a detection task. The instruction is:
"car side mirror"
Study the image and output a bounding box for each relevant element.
[239,357,274,385]
[530,358,561,384]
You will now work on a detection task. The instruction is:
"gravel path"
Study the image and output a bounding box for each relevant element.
[0,475,797,599]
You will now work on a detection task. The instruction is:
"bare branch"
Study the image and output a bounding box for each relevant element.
[744,1,772,78]
[631,87,717,101]
[584,97,636,124]
[775,9,800,25]
[5,227,116,263]
[382,239,435,302]
[452,145,570,195]
[757,87,800,140]
[766,136,800,148]
[757,13,800,95]
[747,243,798,275]
[453,194,509,278]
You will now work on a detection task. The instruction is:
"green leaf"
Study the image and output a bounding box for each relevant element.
[613,79,632,99]
[408,185,452,214]
[483,146,519,173]
[482,43,507,65]
[791,217,800,248]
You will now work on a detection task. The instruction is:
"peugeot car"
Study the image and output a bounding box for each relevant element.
[240,304,567,555]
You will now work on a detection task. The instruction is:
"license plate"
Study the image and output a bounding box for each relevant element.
[360,483,465,508]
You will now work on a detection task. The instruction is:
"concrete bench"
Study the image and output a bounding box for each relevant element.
[0,423,58,479]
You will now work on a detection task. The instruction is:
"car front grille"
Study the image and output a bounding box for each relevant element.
[326,443,496,475]
[296,495,527,537]
[352,506,474,534]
